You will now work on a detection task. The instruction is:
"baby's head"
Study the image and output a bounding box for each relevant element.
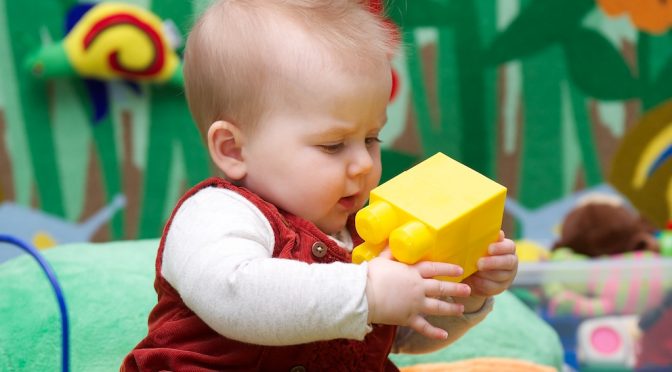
[184,0,395,136]
[183,0,397,234]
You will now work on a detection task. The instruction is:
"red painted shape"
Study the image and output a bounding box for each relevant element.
[82,12,165,78]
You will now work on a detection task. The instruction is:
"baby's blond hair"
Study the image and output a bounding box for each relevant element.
[183,0,396,137]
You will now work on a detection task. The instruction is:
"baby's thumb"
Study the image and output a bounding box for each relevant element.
[377,247,393,260]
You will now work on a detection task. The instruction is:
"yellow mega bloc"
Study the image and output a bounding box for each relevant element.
[352,152,507,282]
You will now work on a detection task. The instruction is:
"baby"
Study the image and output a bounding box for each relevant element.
[122,1,517,370]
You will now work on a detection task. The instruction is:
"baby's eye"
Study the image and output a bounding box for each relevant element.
[319,143,345,154]
[365,136,382,147]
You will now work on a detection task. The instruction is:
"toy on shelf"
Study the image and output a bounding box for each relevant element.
[659,221,672,257]
[515,239,550,263]
[352,152,507,282]
[552,194,659,257]
[576,315,640,369]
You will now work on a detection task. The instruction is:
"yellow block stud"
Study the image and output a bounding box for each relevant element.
[352,241,387,264]
[356,201,399,244]
[390,221,433,264]
[352,152,507,282]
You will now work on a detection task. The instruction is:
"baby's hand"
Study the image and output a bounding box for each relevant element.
[462,231,518,301]
[365,254,471,340]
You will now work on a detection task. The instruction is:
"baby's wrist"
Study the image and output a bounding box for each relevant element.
[454,295,487,314]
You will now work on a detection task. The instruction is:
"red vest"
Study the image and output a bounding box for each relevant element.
[122,178,398,371]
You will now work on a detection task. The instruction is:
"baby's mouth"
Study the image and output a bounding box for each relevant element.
[338,195,357,209]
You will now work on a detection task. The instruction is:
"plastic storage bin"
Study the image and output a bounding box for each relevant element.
[512,254,672,372]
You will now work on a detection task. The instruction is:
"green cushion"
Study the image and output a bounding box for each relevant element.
[389,290,564,370]
[0,240,157,371]
[0,240,563,371]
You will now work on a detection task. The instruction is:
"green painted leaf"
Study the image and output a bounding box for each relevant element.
[385,0,456,28]
[437,28,462,160]
[58,0,76,10]
[5,0,67,215]
[451,1,490,174]
[568,82,603,186]
[402,31,441,157]
[519,46,565,208]
[649,57,672,108]
[91,115,124,239]
[138,106,174,239]
[484,0,593,66]
[563,28,640,100]
[68,80,124,237]
[380,149,418,183]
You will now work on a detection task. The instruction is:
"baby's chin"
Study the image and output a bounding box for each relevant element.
[314,219,349,236]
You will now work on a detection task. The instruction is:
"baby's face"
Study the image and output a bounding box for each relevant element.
[239,65,391,234]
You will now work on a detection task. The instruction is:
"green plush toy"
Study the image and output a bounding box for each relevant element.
[0,240,563,371]
[543,248,670,317]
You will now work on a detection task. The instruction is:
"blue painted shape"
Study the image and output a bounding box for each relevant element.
[0,195,126,263]
[124,81,141,94]
[84,79,110,123]
[647,144,672,178]
[65,3,95,33]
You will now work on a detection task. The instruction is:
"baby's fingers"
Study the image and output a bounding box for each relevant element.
[465,274,511,297]
[477,253,518,271]
[408,315,449,340]
[421,297,465,317]
[424,279,471,298]
[473,269,516,283]
[488,238,516,255]
[414,261,463,279]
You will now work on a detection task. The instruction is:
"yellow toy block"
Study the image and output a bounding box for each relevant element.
[352,152,507,282]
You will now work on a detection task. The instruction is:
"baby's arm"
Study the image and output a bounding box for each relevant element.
[392,232,517,354]
[162,187,372,345]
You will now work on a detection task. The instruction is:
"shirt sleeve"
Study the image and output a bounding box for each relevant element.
[391,296,494,354]
[161,187,371,346]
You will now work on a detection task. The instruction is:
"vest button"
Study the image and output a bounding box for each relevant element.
[290,366,306,372]
[311,241,328,258]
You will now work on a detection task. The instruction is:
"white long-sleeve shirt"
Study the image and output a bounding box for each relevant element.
[161,186,492,350]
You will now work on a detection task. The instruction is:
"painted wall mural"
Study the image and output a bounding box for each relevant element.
[0,0,670,260]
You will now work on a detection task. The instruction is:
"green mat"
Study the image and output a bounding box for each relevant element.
[0,240,563,371]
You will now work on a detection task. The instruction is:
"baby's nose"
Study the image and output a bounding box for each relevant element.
[348,148,373,176]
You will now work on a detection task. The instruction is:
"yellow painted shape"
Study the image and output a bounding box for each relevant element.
[633,122,672,188]
[352,152,507,282]
[32,231,57,250]
[63,3,179,82]
[515,239,550,262]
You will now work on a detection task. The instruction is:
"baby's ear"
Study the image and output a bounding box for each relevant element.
[207,121,247,180]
